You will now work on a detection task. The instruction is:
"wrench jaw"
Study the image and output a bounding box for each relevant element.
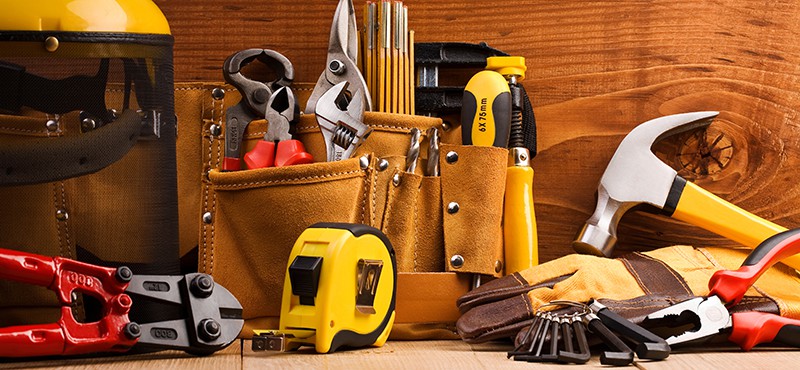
[645,296,732,346]
[315,82,371,162]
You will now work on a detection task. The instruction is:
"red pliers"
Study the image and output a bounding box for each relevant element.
[0,248,243,358]
[243,86,313,169]
[645,229,800,350]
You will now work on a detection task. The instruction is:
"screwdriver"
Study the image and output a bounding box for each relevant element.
[485,56,538,275]
[461,69,511,288]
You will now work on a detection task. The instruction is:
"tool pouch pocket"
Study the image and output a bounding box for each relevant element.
[183,83,508,339]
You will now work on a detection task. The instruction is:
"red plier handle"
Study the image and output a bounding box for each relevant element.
[709,228,800,305]
[244,139,313,169]
[0,248,137,357]
[707,228,800,350]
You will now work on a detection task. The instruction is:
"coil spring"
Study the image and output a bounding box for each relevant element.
[509,109,525,148]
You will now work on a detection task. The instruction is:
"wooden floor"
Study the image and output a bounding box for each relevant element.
[2,340,800,369]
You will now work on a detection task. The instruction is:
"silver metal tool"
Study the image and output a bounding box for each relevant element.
[305,0,371,114]
[405,128,421,173]
[262,87,294,143]
[572,111,720,256]
[315,81,370,162]
[221,49,294,171]
[426,127,440,176]
[646,295,730,345]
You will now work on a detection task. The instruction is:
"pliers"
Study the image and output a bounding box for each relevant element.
[645,228,800,350]
[305,0,371,114]
[0,248,243,358]
[222,49,294,171]
[243,86,313,168]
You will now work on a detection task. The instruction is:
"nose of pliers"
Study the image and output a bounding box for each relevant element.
[263,86,296,142]
[305,0,372,114]
[645,295,732,345]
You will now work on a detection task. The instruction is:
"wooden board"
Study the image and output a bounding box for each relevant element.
[156,0,800,262]
[4,340,800,369]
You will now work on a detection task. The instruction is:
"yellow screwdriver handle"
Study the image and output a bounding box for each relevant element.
[504,152,539,274]
[461,70,511,147]
[672,181,800,270]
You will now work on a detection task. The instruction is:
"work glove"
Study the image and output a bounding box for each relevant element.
[456,245,800,343]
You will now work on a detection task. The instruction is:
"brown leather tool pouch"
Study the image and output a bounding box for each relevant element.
[178,82,508,339]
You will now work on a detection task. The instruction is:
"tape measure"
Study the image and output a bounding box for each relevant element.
[252,223,397,353]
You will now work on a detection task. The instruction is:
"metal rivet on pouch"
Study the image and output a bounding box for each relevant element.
[211,88,226,100]
[55,209,68,221]
[81,117,97,132]
[442,121,451,132]
[378,159,389,171]
[44,36,59,52]
[392,173,402,186]
[209,124,221,136]
[445,151,458,164]
[359,155,370,170]
[447,202,460,214]
[450,255,465,269]
[202,212,213,224]
[46,119,59,132]
[495,260,503,273]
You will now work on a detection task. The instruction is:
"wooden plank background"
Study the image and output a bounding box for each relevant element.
[156,0,800,263]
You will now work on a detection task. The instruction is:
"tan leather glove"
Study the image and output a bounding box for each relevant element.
[456,245,800,343]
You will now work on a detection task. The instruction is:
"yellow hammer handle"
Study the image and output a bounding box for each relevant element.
[672,181,800,270]
[503,165,539,274]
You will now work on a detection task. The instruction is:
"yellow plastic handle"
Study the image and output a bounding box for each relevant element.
[672,181,800,270]
[503,166,539,274]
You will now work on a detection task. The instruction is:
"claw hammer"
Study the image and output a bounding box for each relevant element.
[572,111,799,270]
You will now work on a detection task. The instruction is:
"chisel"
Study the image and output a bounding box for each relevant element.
[486,56,538,275]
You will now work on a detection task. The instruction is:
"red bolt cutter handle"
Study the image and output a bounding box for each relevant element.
[730,311,800,351]
[0,248,136,357]
[709,229,800,305]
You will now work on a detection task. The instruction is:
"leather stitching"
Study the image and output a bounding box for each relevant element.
[213,170,364,189]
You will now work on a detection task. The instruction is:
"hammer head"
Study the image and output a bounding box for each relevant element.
[573,111,719,257]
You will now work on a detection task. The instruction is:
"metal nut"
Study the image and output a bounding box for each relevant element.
[211,88,226,100]
[450,255,465,269]
[447,202,460,214]
[328,60,346,75]
[378,159,389,171]
[445,151,459,164]
[202,212,213,224]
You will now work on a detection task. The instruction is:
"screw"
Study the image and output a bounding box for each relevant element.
[445,151,459,164]
[447,202,460,214]
[198,319,222,342]
[190,274,214,298]
[115,266,133,283]
[329,60,346,75]
[123,322,142,339]
[211,88,225,100]
[450,255,465,269]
